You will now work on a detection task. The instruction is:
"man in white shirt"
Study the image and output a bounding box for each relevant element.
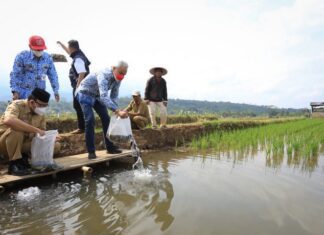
[57,40,91,134]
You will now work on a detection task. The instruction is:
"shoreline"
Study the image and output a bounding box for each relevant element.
[57,117,303,157]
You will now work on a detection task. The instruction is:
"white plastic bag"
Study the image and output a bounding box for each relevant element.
[31,130,58,168]
[107,115,132,143]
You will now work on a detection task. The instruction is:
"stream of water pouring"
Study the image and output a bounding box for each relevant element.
[130,136,144,170]
[130,137,153,178]
[131,137,152,180]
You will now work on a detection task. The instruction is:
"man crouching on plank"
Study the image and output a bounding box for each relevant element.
[0,88,61,176]
[76,61,128,160]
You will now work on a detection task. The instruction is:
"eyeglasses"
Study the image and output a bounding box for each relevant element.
[35,100,48,108]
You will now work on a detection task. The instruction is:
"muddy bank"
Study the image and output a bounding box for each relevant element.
[56,118,299,157]
[57,125,204,157]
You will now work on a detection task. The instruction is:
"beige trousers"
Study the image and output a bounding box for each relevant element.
[0,129,61,161]
[131,116,148,129]
[148,102,167,127]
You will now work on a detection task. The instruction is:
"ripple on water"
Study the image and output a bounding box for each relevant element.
[16,186,41,202]
[134,169,153,180]
[0,164,173,235]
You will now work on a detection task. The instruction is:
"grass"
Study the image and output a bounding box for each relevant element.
[191,119,324,162]
[50,113,303,135]
[47,113,220,124]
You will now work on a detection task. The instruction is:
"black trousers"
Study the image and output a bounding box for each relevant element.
[73,87,85,130]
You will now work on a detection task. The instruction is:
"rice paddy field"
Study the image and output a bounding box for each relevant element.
[192,118,323,156]
[1,118,324,235]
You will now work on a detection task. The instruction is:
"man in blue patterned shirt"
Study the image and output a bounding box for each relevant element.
[76,61,128,159]
[10,35,60,102]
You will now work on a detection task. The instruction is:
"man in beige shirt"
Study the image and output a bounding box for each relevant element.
[0,88,60,176]
[125,91,150,129]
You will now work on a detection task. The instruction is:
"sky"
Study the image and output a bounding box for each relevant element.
[0,0,324,108]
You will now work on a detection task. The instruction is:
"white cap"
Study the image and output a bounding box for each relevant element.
[132,91,141,96]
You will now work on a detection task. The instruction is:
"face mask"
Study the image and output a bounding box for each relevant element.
[32,50,43,57]
[34,107,47,116]
[114,72,125,81]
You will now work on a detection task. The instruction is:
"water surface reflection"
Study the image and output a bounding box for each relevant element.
[0,162,175,235]
[0,150,323,235]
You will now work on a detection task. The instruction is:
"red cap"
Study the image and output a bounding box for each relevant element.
[29,35,47,50]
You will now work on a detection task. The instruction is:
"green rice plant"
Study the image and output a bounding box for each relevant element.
[287,144,293,157]
[190,119,324,168]
[202,137,210,149]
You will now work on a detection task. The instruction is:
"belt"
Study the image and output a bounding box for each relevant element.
[78,90,99,98]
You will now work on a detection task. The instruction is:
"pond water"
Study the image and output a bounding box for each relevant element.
[0,150,324,235]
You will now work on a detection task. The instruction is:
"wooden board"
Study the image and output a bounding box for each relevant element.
[0,150,133,186]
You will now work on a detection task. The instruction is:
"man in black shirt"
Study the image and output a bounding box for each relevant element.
[144,67,168,128]
[57,40,91,134]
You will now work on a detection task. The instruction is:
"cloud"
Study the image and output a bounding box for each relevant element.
[0,0,323,108]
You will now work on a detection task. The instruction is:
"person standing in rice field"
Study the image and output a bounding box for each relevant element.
[144,67,168,129]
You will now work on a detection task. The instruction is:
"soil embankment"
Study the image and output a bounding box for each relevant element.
[56,118,300,157]
[46,115,219,133]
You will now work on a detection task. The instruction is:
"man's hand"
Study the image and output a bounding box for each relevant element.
[57,41,70,55]
[116,110,128,118]
[56,135,62,141]
[76,78,82,89]
[55,94,60,102]
[37,129,46,136]
[76,73,85,89]
[163,101,168,107]
[4,117,47,136]
[127,112,138,119]
[12,92,19,100]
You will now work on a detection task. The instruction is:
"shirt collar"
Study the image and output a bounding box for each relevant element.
[109,68,120,84]
[70,50,80,59]
[22,100,33,114]
[133,99,142,105]
[29,50,34,60]
[29,50,44,61]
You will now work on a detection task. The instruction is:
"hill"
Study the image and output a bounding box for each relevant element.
[0,97,308,118]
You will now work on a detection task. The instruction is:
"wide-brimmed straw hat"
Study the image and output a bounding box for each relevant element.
[149,67,168,76]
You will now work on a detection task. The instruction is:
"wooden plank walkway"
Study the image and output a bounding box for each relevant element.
[0,149,133,187]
